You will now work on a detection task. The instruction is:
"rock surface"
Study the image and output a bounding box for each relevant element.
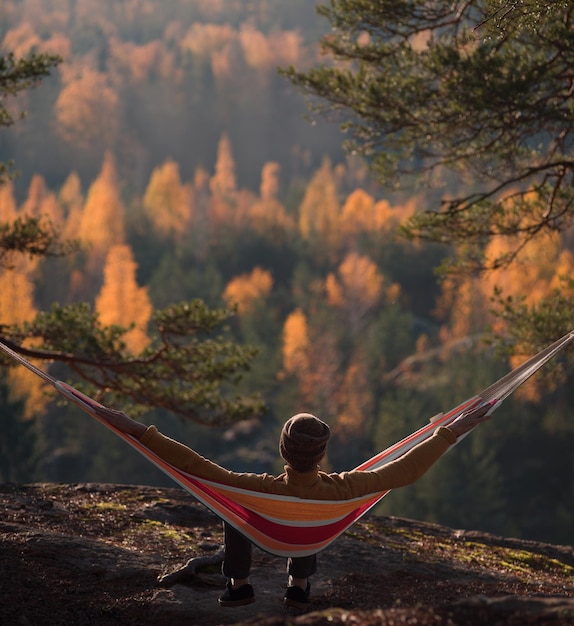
[1,482,573,625]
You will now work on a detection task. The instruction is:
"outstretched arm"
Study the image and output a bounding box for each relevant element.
[93,405,148,439]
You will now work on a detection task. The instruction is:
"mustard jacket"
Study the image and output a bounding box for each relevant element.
[140,425,456,501]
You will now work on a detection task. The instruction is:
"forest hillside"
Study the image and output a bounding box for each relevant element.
[1,0,574,550]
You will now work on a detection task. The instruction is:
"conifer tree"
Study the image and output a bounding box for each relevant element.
[282,308,310,377]
[55,66,120,152]
[59,172,84,241]
[223,267,273,315]
[143,160,193,240]
[209,133,238,229]
[79,151,125,256]
[298,157,340,251]
[95,244,152,355]
[0,180,18,223]
[248,162,295,239]
[0,259,46,417]
[283,0,574,349]
[326,252,385,335]
[21,175,64,227]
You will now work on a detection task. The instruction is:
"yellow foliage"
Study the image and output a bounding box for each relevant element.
[223,267,273,315]
[0,266,37,326]
[335,357,372,439]
[0,266,48,418]
[20,175,48,217]
[450,280,477,340]
[436,272,490,342]
[109,38,162,83]
[439,228,572,341]
[386,283,401,303]
[247,161,295,235]
[0,180,17,223]
[239,23,272,71]
[340,188,375,234]
[549,250,574,293]
[79,152,125,253]
[95,244,152,354]
[59,172,84,240]
[55,66,120,151]
[339,189,417,237]
[260,162,280,202]
[1,22,41,57]
[180,22,235,60]
[325,272,344,307]
[210,133,237,198]
[374,197,417,231]
[482,231,563,308]
[336,252,383,310]
[298,158,340,245]
[211,44,235,81]
[40,32,72,59]
[248,198,295,236]
[143,160,193,238]
[326,253,388,334]
[239,24,302,71]
[282,308,309,375]
[20,176,64,228]
[209,133,237,227]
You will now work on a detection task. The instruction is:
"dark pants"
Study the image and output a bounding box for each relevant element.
[222,522,317,580]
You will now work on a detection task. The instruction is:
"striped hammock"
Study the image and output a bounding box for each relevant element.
[1,330,573,557]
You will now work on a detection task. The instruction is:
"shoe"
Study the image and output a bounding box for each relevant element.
[218,582,255,607]
[284,582,311,610]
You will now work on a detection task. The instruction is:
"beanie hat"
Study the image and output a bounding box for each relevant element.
[279,413,330,472]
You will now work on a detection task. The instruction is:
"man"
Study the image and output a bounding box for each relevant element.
[94,403,491,609]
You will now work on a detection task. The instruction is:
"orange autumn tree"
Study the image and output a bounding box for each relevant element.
[335,351,374,451]
[339,188,376,239]
[55,65,120,152]
[78,151,125,259]
[437,229,574,344]
[95,244,152,355]
[281,308,310,377]
[209,132,238,229]
[435,271,490,345]
[223,267,273,315]
[20,174,64,228]
[340,188,418,240]
[0,180,18,224]
[143,159,193,240]
[238,23,303,73]
[483,231,574,401]
[436,227,574,399]
[281,307,341,418]
[326,252,391,335]
[248,162,295,237]
[0,257,47,417]
[59,172,84,241]
[482,231,567,317]
[298,157,340,253]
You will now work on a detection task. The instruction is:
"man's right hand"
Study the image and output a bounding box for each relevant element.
[448,403,493,439]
